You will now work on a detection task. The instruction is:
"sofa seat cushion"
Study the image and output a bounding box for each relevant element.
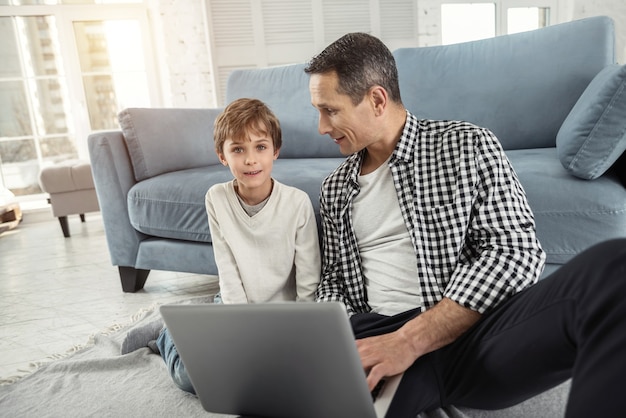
[128,158,345,243]
[506,147,626,264]
[128,166,231,242]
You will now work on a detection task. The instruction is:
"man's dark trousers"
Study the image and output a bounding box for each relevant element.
[351,238,626,417]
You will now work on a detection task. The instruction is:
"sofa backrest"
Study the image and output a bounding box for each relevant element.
[118,107,223,182]
[394,16,615,150]
[226,63,343,159]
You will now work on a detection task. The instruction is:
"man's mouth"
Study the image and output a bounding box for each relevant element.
[333,136,345,143]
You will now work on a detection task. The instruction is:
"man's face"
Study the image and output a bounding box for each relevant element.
[309,71,380,155]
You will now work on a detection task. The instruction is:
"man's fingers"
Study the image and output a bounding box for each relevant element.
[366,364,385,392]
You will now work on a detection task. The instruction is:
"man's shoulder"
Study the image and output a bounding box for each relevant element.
[322,154,359,187]
[418,118,488,137]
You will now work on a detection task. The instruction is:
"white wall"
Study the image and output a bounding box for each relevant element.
[571,0,626,63]
[151,0,626,109]
[150,0,216,107]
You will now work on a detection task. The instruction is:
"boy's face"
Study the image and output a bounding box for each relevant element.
[218,129,279,204]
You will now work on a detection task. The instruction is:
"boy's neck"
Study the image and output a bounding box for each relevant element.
[234,178,274,206]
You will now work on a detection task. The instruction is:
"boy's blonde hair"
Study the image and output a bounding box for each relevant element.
[213,98,282,154]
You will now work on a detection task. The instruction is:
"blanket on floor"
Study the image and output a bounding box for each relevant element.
[0,297,569,417]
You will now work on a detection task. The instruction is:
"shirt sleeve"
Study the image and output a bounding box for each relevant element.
[443,128,546,314]
[205,188,248,304]
[293,195,322,302]
[315,183,362,316]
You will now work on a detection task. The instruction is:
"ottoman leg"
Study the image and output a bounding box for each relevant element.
[80,214,85,222]
[58,216,70,238]
[118,266,150,293]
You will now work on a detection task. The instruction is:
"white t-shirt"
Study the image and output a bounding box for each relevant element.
[205,179,321,304]
[352,160,423,315]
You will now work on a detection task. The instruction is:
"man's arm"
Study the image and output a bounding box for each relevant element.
[357,297,481,391]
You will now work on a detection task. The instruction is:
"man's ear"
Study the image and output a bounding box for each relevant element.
[370,86,388,116]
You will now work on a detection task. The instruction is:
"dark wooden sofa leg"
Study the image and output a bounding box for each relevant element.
[58,216,70,238]
[118,266,150,293]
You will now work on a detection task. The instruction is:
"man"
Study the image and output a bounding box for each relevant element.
[306,32,626,417]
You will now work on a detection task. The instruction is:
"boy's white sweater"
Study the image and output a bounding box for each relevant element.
[205,180,321,304]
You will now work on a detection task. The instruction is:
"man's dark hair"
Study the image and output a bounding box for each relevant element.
[305,32,402,105]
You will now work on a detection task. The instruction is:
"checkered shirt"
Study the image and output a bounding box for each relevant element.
[316,111,546,316]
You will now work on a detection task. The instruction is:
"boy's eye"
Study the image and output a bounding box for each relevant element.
[257,144,267,151]
[232,147,243,153]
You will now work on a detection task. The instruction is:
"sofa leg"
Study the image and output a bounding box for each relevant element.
[58,216,70,238]
[80,214,85,222]
[118,267,150,293]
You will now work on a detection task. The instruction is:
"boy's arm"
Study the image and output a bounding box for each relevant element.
[206,190,248,304]
[293,197,321,301]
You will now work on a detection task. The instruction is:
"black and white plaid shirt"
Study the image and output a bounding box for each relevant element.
[316,111,546,316]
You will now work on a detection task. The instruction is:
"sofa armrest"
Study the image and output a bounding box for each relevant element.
[88,131,145,267]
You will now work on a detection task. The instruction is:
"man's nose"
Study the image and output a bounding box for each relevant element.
[318,113,331,136]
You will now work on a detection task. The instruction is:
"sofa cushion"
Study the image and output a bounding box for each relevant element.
[506,147,626,265]
[394,16,615,151]
[556,64,626,180]
[226,64,343,159]
[119,108,223,182]
[128,158,344,243]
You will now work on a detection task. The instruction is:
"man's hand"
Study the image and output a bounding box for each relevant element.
[357,330,418,391]
[357,298,482,391]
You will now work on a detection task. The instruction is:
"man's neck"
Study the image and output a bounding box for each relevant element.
[361,107,407,175]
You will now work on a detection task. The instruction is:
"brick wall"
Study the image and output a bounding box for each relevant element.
[154,0,216,108]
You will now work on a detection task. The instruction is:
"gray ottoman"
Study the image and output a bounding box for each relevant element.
[39,160,100,237]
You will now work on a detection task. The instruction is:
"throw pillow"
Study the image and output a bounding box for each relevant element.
[556,64,626,180]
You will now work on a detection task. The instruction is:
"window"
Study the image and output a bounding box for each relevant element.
[0,2,158,198]
[441,1,557,45]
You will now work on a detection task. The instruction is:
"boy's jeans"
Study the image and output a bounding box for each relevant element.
[156,327,195,394]
[156,292,222,394]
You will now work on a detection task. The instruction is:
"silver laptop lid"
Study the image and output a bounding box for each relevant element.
[160,302,377,418]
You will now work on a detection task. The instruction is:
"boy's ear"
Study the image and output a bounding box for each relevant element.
[274,148,280,160]
[218,152,228,166]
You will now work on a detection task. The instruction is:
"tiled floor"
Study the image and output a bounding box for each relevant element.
[0,208,218,382]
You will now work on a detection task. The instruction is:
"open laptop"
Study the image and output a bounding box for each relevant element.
[160,302,402,418]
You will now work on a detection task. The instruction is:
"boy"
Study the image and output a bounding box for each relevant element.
[121,98,321,394]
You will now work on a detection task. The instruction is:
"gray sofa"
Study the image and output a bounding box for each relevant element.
[89,15,626,293]
[87,16,626,416]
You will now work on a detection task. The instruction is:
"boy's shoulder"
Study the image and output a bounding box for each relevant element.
[206,180,234,200]
[273,180,313,205]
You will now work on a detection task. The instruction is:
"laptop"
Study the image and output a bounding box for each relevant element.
[160,302,402,418]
